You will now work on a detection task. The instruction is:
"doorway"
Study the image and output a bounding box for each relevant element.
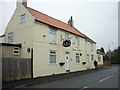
[65,52,70,72]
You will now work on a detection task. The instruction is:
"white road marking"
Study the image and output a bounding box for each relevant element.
[80,86,88,90]
[98,75,113,83]
[83,86,88,88]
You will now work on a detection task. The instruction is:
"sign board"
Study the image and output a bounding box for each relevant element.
[63,40,71,47]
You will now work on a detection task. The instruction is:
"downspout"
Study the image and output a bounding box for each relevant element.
[31,48,33,78]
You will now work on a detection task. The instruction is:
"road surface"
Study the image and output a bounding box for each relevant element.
[24,65,119,89]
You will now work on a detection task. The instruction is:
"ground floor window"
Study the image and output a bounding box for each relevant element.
[13,47,19,55]
[76,53,80,63]
[50,50,56,64]
[91,55,94,61]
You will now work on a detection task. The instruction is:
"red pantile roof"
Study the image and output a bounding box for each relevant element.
[27,7,96,43]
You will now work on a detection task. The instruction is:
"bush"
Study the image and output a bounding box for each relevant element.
[103,55,109,61]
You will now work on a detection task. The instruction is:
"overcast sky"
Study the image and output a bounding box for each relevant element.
[0,0,119,52]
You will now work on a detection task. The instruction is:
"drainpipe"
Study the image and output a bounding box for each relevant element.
[31,48,33,78]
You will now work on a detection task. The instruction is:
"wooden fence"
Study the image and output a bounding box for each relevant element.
[2,58,32,82]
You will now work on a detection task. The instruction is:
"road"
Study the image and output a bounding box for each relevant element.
[24,65,119,89]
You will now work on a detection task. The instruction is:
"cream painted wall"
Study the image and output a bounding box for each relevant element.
[85,40,96,69]
[32,21,97,77]
[0,37,4,43]
[4,2,99,78]
[4,3,35,58]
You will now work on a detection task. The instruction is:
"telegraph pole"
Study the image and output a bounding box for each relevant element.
[108,42,114,65]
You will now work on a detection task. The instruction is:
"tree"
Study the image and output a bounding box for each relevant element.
[100,47,105,54]
[109,46,120,64]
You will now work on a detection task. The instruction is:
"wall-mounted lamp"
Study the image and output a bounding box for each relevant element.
[27,48,30,53]
[43,35,46,37]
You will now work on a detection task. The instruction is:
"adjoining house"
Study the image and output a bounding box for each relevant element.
[96,49,104,68]
[0,43,32,82]
[2,0,103,80]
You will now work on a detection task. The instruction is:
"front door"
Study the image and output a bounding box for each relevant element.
[65,52,70,71]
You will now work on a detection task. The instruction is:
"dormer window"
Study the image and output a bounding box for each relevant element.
[20,14,26,23]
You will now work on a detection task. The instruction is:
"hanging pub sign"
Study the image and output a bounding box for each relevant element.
[62,40,71,47]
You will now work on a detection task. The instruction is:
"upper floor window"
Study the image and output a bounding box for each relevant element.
[20,14,26,23]
[90,43,93,51]
[8,32,13,42]
[49,29,56,43]
[64,32,70,40]
[91,55,94,61]
[75,37,79,48]
[76,53,80,63]
[13,47,20,55]
[49,50,56,64]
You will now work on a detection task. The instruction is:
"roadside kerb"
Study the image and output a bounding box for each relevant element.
[3,66,111,89]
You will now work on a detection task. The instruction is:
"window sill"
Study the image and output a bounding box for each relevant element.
[49,63,58,65]
[76,62,80,64]
[13,54,20,56]
[49,42,57,45]
[73,48,81,51]
[20,22,25,24]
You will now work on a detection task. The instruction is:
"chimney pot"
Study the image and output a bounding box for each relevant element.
[22,0,27,8]
[17,0,27,8]
[68,16,74,27]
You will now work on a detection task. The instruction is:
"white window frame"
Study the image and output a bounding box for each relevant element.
[76,53,80,64]
[20,14,26,23]
[13,47,20,55]
[49,29,56,43]
[64,32,70,40]
[75,37,79,48]
[49,50,56,64]
[90,43,93,51]
[8,32,13,42]
[98,55,101,61]
[91,55,94,61]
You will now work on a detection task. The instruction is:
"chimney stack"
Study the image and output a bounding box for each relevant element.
[17,0,27,8]
[22,0,27,8]
[68,16,74,27]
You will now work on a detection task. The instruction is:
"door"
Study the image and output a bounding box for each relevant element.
[86,54,89,69]
[65,52,70,71]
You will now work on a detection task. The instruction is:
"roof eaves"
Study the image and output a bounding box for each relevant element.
[72,27,96,44]
[35,19,85,39]
[86,36,96,44]
[0,34,5,38]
